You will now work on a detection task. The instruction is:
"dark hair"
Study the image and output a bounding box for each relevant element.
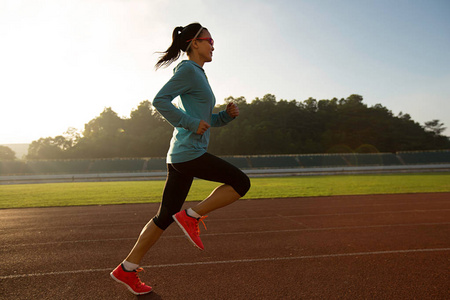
[155,23,207,70]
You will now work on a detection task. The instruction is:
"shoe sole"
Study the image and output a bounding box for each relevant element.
[110,272,152,295]
[173,214,204,250]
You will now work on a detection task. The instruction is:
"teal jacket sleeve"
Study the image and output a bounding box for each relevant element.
[152,64,201,133]
[211,110,234,127]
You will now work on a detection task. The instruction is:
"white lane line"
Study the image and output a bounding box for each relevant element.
[3,222,449,248]
[1,248,449,280]
[205,222,450,236]
[2,208,449,232]
[216,209,450,220]
[1,199,449,220]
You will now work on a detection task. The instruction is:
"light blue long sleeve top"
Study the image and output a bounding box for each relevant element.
[153,60,234,163]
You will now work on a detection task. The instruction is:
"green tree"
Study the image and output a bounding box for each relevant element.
[124,100,172,157]
[27,94,450,159]
[27,136,71,159]
[73,107,126,158]
[0,146,16,160]
[424,119,449,149]
[424,119,446,136]
[83,107,124,139]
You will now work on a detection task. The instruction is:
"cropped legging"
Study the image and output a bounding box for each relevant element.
[152,153,251,230]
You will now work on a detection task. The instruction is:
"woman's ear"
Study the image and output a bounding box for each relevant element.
[190,39,199,50]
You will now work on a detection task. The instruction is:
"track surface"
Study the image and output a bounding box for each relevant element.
[1,193,449,299]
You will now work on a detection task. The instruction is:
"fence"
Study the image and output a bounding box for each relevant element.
[1,150,449,184]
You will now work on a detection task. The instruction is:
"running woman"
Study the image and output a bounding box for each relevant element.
[110,23,251,295]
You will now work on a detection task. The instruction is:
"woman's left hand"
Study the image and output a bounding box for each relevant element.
[226,102,239,118]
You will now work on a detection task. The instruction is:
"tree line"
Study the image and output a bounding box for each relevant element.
[20,94,449,160]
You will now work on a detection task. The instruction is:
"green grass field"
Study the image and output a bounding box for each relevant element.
[0,173,449,209]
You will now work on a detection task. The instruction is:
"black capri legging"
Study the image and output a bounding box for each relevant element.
[152,153,251,230]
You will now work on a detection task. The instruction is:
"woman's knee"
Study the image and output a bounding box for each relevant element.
[152,206,176,230]
[233,172,251,197]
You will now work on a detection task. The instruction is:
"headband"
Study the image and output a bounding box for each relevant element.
[185,27,204,52]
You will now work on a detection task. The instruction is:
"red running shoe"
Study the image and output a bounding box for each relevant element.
[110,264,152,295]
[173,210,207,250]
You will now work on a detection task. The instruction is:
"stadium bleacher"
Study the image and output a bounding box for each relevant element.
[146,158,167,172]
[0,160,30,175]
[296,155,326,168]
[344,153,402,166]
[398,151,450,165]
[298,154,349,168]
[381,153,404,165]
[89,159,146,173]
[26,160,92,174]
[248,155,299,169]
[221,156,251,169]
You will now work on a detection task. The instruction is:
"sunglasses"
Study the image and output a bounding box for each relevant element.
[186,37,214,46]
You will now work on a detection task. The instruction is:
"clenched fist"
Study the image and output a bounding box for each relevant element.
[196,119,211,135]
[226,102,239,118]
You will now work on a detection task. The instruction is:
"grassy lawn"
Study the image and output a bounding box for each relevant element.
[0,173,449,209]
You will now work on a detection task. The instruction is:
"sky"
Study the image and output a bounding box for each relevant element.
[1,0,449,145]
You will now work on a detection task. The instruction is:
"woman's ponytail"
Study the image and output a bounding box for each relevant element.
[155,23,205,70]
[155,26,184,70]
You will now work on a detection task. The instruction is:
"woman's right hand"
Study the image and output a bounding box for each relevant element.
[196,120,211,135]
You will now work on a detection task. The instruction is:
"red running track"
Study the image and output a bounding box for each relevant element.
[1,193,449,299]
